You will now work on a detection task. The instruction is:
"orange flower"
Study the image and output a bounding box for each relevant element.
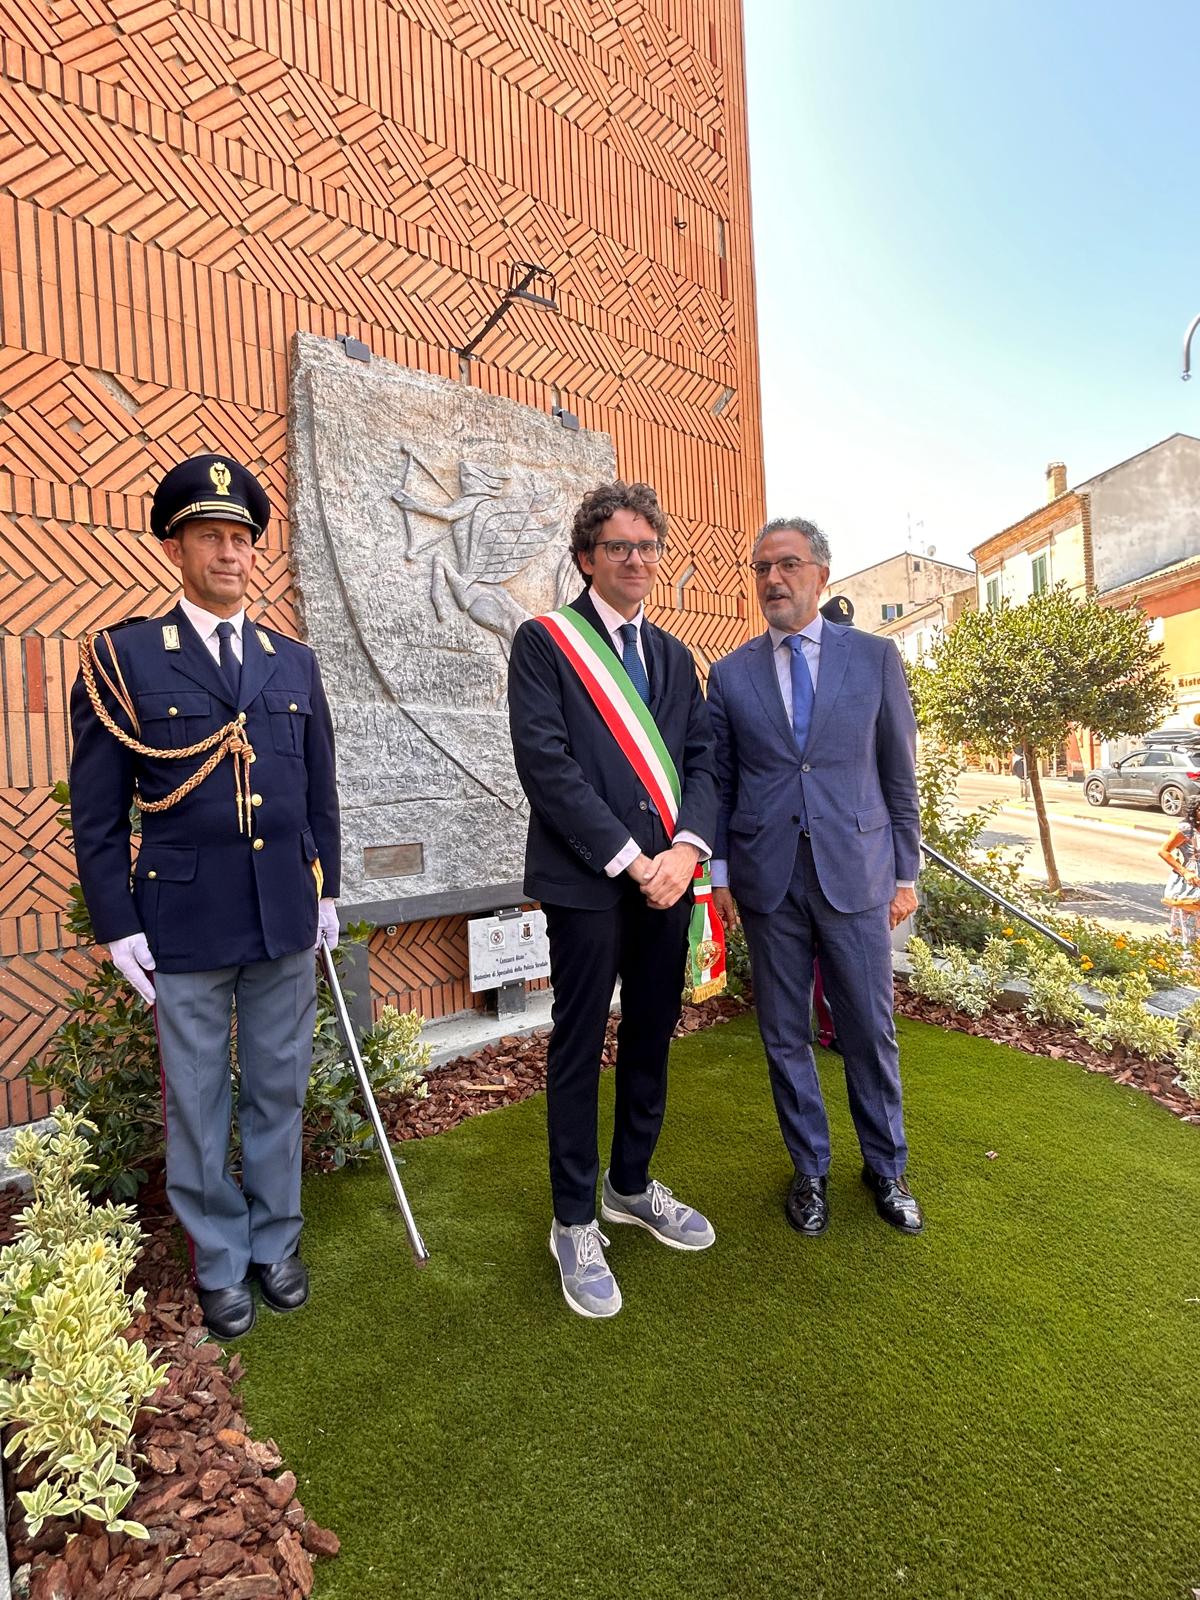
[1079,956,1094,971]
[1002,926,1014,937]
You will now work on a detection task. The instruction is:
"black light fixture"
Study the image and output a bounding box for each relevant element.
[335,333,371,362]
[552,405,580,431]
[457,262,559,361]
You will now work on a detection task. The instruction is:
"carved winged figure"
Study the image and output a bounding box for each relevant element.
[393,454,575,653]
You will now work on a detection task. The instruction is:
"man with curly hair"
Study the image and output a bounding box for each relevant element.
[507,481,718,1318]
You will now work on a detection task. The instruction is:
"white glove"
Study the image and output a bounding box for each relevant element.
[316,898,339,952]
[109,932,157,1005]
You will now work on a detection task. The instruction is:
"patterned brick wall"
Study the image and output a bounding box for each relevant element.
[0,0,765,1124]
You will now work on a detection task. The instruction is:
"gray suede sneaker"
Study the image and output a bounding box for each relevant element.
[600,1173,716,1251]
[549,1220,623,1319]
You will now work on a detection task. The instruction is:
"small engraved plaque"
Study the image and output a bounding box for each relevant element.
[467,910,550,992]
[363,843,425,878]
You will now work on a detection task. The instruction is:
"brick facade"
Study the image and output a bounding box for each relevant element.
[0,0,766,1125]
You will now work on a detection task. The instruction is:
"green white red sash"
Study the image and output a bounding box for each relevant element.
[537,607,680,830]
[536,605,726,999]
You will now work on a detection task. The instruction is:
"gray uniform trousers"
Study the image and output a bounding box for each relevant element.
[154,948,317,1289]
[740,834,907,1180]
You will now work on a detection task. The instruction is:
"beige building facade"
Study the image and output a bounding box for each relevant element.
[971,436,1200,776]
[822,551,976,633]
[876,583,976,665]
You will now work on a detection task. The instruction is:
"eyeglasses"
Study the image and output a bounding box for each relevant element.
[594,539,664,564]
[748,556,822,579]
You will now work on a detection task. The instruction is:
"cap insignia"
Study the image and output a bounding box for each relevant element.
[210,461,232,497]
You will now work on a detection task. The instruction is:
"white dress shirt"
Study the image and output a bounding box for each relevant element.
[584,591,710,877]
[179,596,245,664]
[710,613,914,891]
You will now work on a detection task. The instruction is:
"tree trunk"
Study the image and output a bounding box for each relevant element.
[1024,741,1062,895]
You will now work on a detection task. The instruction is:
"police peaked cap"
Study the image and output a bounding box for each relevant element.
[150,454,270,543]
[820,594,854,624]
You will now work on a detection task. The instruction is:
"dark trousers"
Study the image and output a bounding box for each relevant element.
[741,834,907,1179]
[542,885,692,1225]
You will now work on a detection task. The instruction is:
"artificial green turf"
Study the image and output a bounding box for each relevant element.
[240,1015,1200,1600]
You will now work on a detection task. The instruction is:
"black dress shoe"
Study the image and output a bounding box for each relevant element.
[256,1256,310,1312]
[785,1174,829,1236]
[198,1280,256,1340]
[862,1168,924,1233]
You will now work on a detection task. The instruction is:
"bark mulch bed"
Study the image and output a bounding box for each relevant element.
[5,1192,342,1600]
[4,994,746,1598]
[894,978,1200,1124]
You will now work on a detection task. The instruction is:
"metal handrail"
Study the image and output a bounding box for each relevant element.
[920,842,1080,958]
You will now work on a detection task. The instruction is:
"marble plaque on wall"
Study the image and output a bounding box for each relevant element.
[287,332,617,916]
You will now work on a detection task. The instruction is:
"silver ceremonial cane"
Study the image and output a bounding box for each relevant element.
[320,939,430,1265]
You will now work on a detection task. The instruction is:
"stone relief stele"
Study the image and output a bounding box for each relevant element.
[287,332,616,914]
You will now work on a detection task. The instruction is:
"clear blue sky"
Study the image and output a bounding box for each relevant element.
[743,0,1200,580]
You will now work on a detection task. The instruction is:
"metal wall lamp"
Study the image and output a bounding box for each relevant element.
[1182,312,1200,380]
[457,262,559,360]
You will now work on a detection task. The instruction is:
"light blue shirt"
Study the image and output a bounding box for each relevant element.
[767,615,822,720]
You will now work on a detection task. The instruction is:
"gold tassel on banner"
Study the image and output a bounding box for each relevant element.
[80,631,257,836]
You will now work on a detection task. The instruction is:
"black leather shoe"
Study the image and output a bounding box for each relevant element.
[198,1280,255,1340]
[785,1174,829,1236]
[862,1168,924,1233]
[256,1256,310,1312]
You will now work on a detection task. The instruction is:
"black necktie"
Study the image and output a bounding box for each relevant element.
[215,620,241,700]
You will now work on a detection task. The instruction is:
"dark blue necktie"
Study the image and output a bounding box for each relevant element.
[215,620,242,700]
[789,633,814,829]
[618,622,651,706]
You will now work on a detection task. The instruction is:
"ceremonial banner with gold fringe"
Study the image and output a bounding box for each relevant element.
[537,607,727,999]
[687,862,727,1002]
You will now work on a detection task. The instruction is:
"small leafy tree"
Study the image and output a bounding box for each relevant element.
[921,587,1174,893]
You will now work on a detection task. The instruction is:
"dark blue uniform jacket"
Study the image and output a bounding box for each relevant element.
[69,604,341,973]
[507,590,717,910]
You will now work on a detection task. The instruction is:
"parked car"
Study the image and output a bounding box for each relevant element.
[1084,748,1200,816]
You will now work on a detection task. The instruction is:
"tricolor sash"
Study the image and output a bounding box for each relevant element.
[536,606,726,999]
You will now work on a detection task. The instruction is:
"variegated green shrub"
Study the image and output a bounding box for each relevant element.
[0,1110,169,1538]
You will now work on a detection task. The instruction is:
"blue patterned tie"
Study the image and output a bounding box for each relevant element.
[789,634,814,829]
[215,620,241,700]
[788,633,814,749]
[618,622,651,705]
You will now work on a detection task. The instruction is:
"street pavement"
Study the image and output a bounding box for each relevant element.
[951,771,1175,937]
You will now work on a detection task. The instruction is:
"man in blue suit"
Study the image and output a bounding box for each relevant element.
[69,454,341,1338]
[708,517,923,1236]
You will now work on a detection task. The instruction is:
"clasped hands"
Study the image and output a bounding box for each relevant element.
[628,841,700,909]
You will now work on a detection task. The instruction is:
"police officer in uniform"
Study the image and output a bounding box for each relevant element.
[69,455,341,1340]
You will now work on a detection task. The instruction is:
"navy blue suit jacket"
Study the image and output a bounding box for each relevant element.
[69,604,341,973]
[708,622,919,915]
[507,591,718,910]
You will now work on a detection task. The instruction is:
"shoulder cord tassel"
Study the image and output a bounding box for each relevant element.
[81,631,256,836]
